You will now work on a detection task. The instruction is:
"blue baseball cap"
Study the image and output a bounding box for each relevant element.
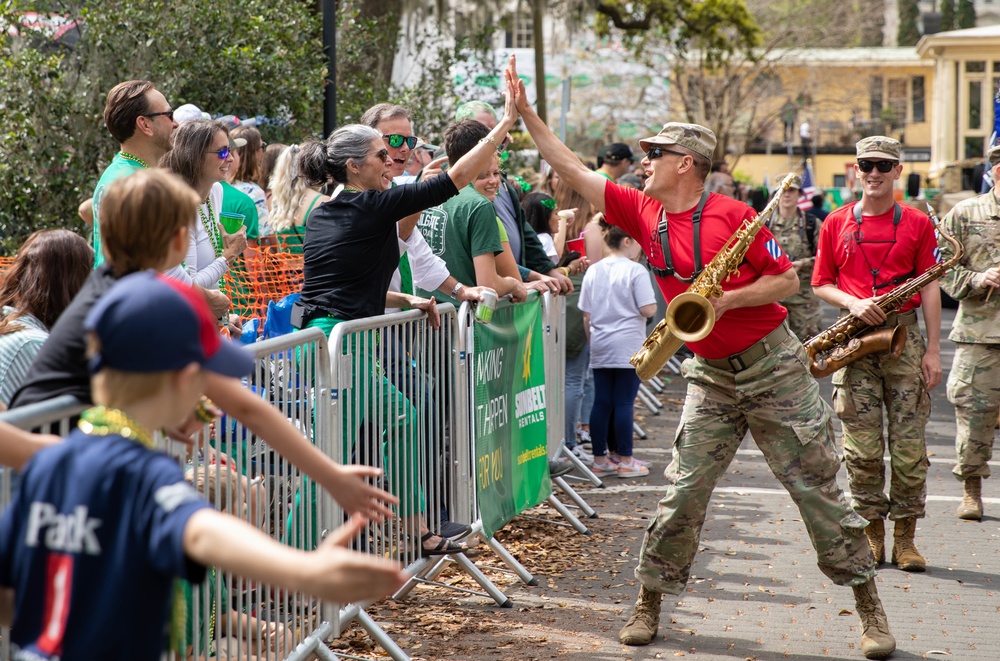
[84,271,255,378]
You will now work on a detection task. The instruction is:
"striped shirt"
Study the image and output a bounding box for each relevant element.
[0,306,49,407]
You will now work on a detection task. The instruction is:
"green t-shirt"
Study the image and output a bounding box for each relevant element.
[496,217,509,242]
[416,185,502,304]
[221,181,260,240]
[91,153,145,267]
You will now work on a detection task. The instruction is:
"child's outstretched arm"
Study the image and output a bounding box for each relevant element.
[0,421,60,471]
[183,510,407,605]
[204,373,399,521]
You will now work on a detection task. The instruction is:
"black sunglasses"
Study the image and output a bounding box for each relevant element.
[383,134,417,149]
[646,146,688,161]
[144,110,174,121]
[370,148,390,162]
[857,160,897,173]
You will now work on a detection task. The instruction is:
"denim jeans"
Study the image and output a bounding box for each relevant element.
[564,343,592,448]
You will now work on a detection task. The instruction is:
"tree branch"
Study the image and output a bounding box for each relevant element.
[595,2,653,30]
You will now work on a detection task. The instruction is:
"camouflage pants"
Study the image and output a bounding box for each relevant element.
[783,292,823,342]
[948,342,1000,480]
[636,330,874,595]
[832,323,930,521]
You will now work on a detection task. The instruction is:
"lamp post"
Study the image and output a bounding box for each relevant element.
[323,0,337,137]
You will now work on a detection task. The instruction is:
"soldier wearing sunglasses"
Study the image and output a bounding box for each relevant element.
[507,51,896,659]
[812,135,942,578]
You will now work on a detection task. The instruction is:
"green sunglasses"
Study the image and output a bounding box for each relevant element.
[383,133,417,149]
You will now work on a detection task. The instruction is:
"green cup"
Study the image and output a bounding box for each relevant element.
[219,211,245,234]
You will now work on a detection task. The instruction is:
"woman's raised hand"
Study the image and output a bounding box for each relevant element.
[506,54,530,114]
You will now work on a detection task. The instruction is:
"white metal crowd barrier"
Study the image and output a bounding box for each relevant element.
[0,328,343,661]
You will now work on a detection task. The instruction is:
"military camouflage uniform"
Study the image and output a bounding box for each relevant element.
[939,190,1000,481]
[765,207,823,340]
[637,331,875,594]
[832,322,931,519]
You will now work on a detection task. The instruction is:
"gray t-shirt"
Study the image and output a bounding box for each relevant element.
[493,184,522,262]
[578,256,657,369]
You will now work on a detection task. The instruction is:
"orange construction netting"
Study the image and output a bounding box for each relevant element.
[222,238,303,322]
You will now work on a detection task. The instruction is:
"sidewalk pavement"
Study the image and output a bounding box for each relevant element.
[349,306,1000,660]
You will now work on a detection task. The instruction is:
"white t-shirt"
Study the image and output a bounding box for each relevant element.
[578,256,657,369]
[184,182,227,289]
[537,232,558,261]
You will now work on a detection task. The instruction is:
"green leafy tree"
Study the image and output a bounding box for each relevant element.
[0,0,324,253]
[940,0,956,30]
[898,0,921,46]
[957,0,976,29]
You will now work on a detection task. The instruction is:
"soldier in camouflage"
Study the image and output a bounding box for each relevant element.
[764,173,824,341]
[812,136,941,577]
[513,71,896,657]
[938,143,1000,521]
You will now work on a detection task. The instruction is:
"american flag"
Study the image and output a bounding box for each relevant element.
[798,160,818,210]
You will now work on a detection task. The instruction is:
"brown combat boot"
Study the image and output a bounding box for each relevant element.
[852,578,896,659]
[864,518,885,566]
[618,585,662,645]
[890,517,926,571]
[956,476,983,521]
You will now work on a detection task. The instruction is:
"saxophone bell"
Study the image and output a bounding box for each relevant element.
[664,292,716,343]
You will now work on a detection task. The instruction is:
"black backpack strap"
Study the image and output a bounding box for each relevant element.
[854,201,902,226]
[651,191,710,281]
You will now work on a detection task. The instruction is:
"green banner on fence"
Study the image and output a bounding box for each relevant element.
[473,297,551,538]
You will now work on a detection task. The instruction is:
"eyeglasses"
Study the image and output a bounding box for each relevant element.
[370,148,389,162]
[646,146,688,161]
[383,134,417,149]
[857,160,897,173]
[207,146,231,160]
[144,110,174,121]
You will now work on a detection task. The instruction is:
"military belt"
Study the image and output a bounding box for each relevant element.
[700,322,791,372]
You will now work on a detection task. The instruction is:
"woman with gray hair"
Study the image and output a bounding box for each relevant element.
[297,61,520,556]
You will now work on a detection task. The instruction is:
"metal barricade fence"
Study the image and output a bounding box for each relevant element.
[0,329,342,661]
[326,304,473,660]
[187,327,341,661]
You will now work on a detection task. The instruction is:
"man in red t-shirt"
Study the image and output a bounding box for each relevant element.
[812,135,941,575]
[507,58,894,660]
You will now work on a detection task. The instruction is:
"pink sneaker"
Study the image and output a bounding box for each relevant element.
[591,463,618,477]
[617,463,650,479]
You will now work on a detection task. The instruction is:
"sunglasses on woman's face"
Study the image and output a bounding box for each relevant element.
[371,148,389,162]
[383,134,418,149]
[857,160,896,173]
[207,146,231,160]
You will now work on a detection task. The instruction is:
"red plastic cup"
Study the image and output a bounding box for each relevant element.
[565,237,585,255]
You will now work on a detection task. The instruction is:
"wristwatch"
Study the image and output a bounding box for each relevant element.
[451,282,465,298]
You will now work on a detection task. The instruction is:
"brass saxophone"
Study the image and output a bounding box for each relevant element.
[804,201,963,378]
[630,172,799,380]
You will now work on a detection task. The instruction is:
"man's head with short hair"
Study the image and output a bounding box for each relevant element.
[104,81,176,157]
[639,122,716,180]
[455,100,497,128]
[599,143,635,177]
[99,169,200,277]
[706,172,736,197]
[362,103,414,177]
[444,120,489,167]
[104,80,155,143]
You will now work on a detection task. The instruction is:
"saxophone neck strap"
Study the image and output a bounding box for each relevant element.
[652,190,711,283]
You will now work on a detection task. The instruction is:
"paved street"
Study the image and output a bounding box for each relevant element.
[558,305,1000,661]
[355,305,999,661]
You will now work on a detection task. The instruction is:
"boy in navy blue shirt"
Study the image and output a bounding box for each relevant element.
[0,271,407,661]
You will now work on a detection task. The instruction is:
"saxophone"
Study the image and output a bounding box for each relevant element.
[630,172,799,380]
[804,201,963,378]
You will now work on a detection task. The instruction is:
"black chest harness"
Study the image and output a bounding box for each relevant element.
[650,191,711,283]
[852,202,913,292]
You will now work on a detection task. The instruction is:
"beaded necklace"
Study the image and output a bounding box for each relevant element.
[342,185,364,193]
[118,151,150,169]
[78,406,154,448]
[199,198,223,257]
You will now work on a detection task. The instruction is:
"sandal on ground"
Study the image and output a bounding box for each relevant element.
[421,532,469,556]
